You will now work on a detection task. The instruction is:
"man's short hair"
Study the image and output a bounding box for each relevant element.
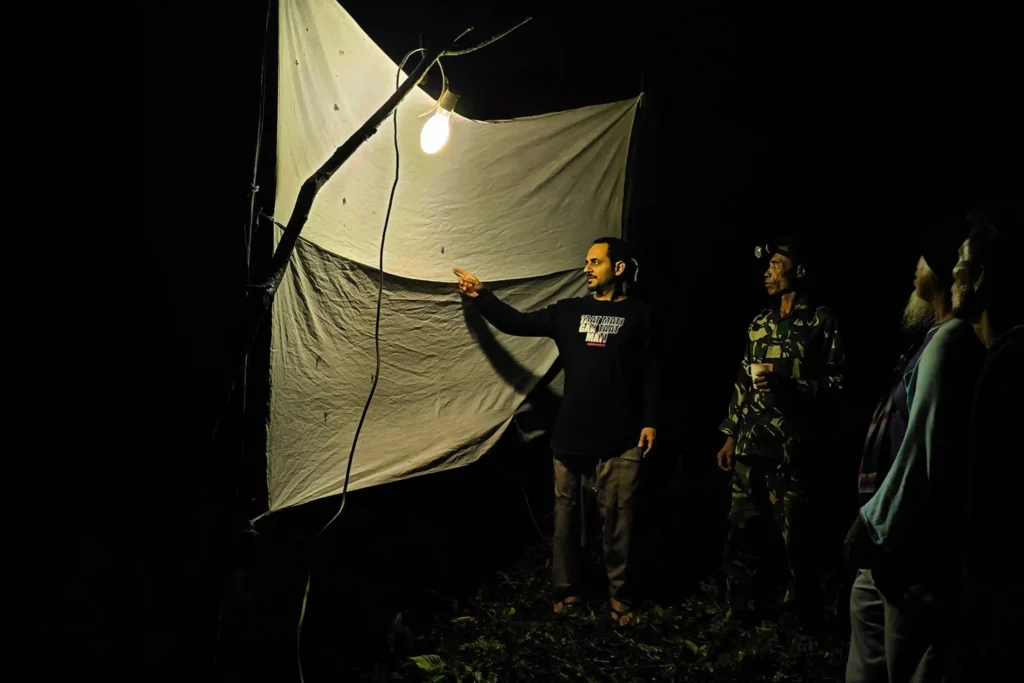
[775,236,811,269]
[967,205,1023,326]
[592,237,636,282]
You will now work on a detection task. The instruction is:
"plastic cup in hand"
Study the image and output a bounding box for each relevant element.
[748,362,774,389]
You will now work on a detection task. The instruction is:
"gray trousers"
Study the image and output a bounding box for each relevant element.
[846,569,950,683]
[551,448,642,605]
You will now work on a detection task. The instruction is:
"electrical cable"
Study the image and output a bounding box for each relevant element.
[507,420,550,545]
[521,485,548,544]
[417,57,447,119]
[290,21,532,681]
[296,46,429,683]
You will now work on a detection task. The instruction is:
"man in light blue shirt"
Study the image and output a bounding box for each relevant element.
[854,318,981,555]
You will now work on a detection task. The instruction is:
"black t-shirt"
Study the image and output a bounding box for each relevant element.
[474,289,658,457]
[966,325,1023,581]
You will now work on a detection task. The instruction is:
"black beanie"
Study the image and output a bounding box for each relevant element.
[921,217,970,288]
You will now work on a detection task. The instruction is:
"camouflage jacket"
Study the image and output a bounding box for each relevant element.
[719,299,846,463]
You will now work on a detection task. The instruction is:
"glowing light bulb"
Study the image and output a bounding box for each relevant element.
[420,110,451,154]
[420,89,460,155]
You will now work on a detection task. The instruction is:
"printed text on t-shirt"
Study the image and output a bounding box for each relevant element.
[579,315,625,346]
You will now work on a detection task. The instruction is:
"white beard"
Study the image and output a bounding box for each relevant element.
[901,291,935,334]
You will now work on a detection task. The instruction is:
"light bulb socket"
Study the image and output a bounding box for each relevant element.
[438,89,460,114]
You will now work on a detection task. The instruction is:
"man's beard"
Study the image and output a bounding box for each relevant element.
[901,291,935,334]
[952,281,981,321]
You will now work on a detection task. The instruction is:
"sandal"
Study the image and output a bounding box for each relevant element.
[609,598,634,626]
[553,596,583,614]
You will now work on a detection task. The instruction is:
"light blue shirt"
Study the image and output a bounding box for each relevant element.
[859,318,980,548]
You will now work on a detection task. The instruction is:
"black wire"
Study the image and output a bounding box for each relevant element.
[521,485,548,544]
[299,48,426,683]
[316,47,425,536]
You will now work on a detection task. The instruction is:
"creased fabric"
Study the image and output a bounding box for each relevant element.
[267,0,638,512]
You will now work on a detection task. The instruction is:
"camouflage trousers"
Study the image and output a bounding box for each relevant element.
[721,458,819,614]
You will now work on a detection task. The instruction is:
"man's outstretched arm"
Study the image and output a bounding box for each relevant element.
[455,267,557,338]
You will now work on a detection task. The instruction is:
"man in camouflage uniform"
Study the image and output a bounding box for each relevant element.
[715,237,845,625]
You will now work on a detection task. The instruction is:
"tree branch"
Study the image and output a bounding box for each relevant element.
[216,17,534,440]
[444,17,532,56]
[258,45,443,295]
[255,16,532,298]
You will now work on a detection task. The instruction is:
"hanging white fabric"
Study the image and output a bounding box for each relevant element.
[268,0,640,514]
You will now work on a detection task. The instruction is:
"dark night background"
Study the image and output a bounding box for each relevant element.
[115,0,1022,679]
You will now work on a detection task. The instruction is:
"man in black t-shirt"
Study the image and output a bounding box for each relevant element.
[454,237,658,625]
